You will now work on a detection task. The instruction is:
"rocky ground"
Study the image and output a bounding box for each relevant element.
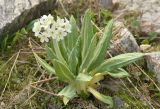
[114,0,160,33]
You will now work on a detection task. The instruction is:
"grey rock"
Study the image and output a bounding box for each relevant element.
[0,0,56,36]
[99,0,113,10]
[113,96,125,109]
[114,0,160,33]
[109,21,140,56]
[145,52,160,83]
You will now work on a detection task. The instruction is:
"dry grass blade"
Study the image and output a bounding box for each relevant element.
[30,85,60,97]
[1,50,21,98]
[30,77,57,85]
[134,63,160,92]
[0,53,18,71]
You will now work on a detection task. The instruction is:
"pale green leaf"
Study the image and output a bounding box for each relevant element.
[76,73,92,81]
[88,20,114,71]
[75,73,93,93]
[94,53,144,73]
[81,9,94,60]
[68,38,80,74]
[88,87,113,108]
[68,37,81,75]
[34,53,55,75]
[90,73,104,84]
[45,45,57,60]
[68,49,78,75]
[105,68,129,78]
[63,97,70,105]
[53,40,67,65]
[52,59,75,83]
[59,40,68,61]
[58,85,77,105]
[65,16,79,52]
[79,34,97,73]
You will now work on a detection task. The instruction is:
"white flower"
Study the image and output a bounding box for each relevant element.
[53,28,67,41]
[64,18,72,33]
[56,17,65,27]
[57,28,67,38]
[32,14,72,43]
[32,21,41,37]
[39,14,54,29]
[48,24,56,38]
[39,32,50,43]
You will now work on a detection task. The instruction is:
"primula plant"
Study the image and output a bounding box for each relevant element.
[32,10,144,108]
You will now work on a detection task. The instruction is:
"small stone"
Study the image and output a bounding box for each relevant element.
[113,96,125,109]
[99,0,113,10]
[142,12,152,20]
[145,52,160,83]
[140,44,151,51]
[0,102,5,106]
[0,102,5,109]
[140,20,152,33]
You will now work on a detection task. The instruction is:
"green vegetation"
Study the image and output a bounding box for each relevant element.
[34,10,144,108]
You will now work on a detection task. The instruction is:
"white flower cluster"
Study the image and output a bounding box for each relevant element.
[32,14,72,43]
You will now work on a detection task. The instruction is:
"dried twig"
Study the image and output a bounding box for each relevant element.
[30,77,57,85]
[30,85,60,97]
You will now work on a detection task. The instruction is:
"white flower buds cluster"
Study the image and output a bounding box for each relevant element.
[32,14,72,43]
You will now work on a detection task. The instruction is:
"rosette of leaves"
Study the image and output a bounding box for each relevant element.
[34,10,144,108]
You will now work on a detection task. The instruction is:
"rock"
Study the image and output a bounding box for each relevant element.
[140,20,152,33]
[140,44,151,52]
[145,52,160,83]
[99,0,113,10]
[114,0,160,33]
[113,96,125,109]
[0,0,56,36]
[0,102,5,109]
[109,21,140,56]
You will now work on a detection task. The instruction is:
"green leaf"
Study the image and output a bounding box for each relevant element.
[65,16,79,52]
[105,68,129,78]
[75,73,93,93]
[79,34,97,73]
[93,53,144,73]
[47,40,55,52]
[53,40,67,65]
[59,40,68,61]
[90,73,104,84]
[68,38,80,75]
[69,37,81,75]
[88,20,114,71]
[21,28,28,34]
[34,53,55,75]
[58,85,77,105]
[0,34,8,52]
[88,87,113,108]
[52,59,75,83]
[26,19,38,31]
[81,9,94,60]
[45,45,57,60]
[76,73,92,81]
